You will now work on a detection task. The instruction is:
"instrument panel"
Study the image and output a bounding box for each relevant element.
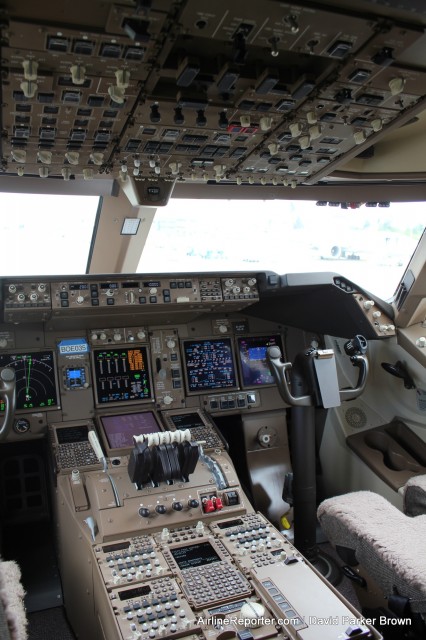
[0,269,387,640]
[0,270,397,441]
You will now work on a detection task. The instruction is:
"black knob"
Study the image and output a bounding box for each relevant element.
[155,504,167,514]
[172,501,183,511]
[138,507,150,518]
[187,499,199,509]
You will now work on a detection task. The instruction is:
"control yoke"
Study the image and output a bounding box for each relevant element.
[267,334,369,408]
[0,367,16,441]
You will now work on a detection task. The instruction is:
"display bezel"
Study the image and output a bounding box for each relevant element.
[91,344,153,408]
[181,336,239,396]
[0,349,60,413]
[96,409,163,457]
[236,334,284,389]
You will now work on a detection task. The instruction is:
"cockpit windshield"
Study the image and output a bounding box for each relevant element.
[0,192,424,301]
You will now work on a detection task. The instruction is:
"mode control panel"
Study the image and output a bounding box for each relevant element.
[53,279,202,309]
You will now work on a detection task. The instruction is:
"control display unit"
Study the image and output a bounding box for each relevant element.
[182,338,238,394]
[92,346,152,405]
[237,335,283,388]
[168,411,205,430]
[99,410,162,453]
[162,408,227,450]
[0,350,59,411]
[170,541,221,569]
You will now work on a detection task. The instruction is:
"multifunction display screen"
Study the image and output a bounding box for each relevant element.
[237,335,283,387]
[93,347,151,404]
[182,338,237,393]
[100,411,160,450]
[0,351,58,411]
[170,541,221,570]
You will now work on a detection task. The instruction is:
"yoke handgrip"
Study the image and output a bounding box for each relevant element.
[0,368,17,441]
[267,346,312,406]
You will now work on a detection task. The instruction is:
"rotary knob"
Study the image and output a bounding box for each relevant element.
[76,295,84,304]
[137,330,146,340]
[113,332,122,341]
[155,504,167,515]
[166,339,176,349]
[138,507,150,518]
[172,501,183,511]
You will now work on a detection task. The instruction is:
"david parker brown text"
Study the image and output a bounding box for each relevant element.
[198,615,412,627]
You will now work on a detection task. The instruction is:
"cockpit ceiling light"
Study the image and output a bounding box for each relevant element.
[121,218,141,235]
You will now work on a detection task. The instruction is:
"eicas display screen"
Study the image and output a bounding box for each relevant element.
[182,338,237,393]
[0,351,58,411]
[93,347,151,404]
[237,335,283,387]
[100,411,161,450]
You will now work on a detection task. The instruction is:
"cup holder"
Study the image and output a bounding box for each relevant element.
[364,432,422,472]
[347,421,426,490]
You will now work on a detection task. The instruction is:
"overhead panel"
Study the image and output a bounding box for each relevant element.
[2,0,426,190]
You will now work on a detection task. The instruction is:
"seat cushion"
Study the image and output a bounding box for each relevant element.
[317,491,426,613]
[0,559,27,640]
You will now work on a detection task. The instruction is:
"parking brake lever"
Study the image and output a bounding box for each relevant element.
[0,368,16,441]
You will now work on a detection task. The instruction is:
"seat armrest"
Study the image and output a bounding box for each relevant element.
[403,474,426,516]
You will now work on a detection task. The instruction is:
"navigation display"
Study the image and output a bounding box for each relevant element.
[92,346,152,405]
[182,338,238,393]
[237,335,283,387]
[0,351,58,411]
[100,411,161,450]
